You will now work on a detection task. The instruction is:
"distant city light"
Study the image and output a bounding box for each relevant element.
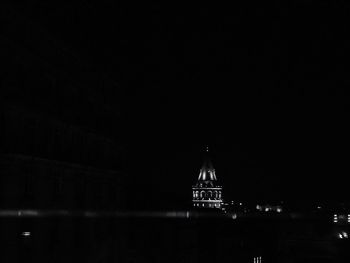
[21,231,31,237]
[338,232,348,239]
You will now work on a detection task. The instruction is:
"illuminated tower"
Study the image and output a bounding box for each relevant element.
[192,147,223,209]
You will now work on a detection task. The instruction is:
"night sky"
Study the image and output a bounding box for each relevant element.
[10,1,350,206]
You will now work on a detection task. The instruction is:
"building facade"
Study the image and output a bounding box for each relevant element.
[192,148,223,209]
[0,3,127,211]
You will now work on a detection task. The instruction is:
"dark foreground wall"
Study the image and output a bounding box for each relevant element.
[0,215,349,263]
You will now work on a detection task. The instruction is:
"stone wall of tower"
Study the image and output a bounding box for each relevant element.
[192,149,223,209]
[192,186,223,209]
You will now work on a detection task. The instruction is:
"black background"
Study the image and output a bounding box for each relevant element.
[8,1,350,207]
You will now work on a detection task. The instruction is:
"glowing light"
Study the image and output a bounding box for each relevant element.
[277,208,282,213]
[231,214,237,220]
[21,232,31,237]
[334,214,338,223]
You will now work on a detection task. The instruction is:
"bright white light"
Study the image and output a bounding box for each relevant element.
[342,232,348,238]
[231,214,237,219]
[21,232,31,237]
[338,233,343,239]
[277,208,282,213]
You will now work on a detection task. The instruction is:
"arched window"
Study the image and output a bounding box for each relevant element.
[208,191,212,200]
[214,191,218,199]
[200,191,206,199]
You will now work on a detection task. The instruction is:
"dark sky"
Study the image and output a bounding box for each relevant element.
[12,1,350,205]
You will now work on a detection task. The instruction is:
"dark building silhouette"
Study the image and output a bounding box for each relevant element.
[0,4,130,262]
[0,3,126,211]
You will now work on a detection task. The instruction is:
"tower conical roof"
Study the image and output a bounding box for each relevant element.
[198,147,217,181]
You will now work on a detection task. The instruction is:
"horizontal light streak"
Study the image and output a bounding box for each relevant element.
[0,210,337,220]
[192,187,222,190]
[192,200,222,202]
[0,209,238,219]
